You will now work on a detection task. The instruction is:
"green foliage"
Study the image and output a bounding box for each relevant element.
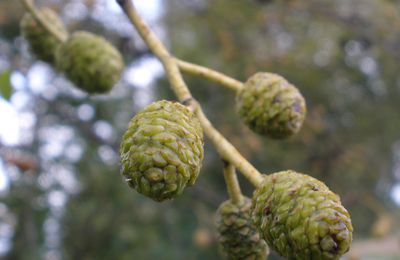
[0,69,12,100]
[167,0,400,239]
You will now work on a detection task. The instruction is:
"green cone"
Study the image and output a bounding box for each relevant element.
[20,8,68,65]
[56,31,124,94]
[252,170,353,260]
[236,72,306,139]
[120,100,204,202]
[216,197,269,260]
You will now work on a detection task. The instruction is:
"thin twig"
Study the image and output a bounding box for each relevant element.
[117,0,191,102]
[0,148,38,172]
[117,0,264,187]
[223,162,244,204]
[175,59,244,92]
[19,0,67,43]
[196,106,263,187]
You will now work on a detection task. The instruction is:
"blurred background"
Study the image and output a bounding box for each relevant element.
[0,0,399,259]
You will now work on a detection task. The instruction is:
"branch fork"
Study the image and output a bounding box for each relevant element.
[20,0,265,196]
[115,0,264,190]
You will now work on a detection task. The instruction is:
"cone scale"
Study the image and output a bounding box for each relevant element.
[120,100,204,202]
[236,72,306,139]
[216,197,269,260]
[56,31,124,94]
[252,170,353,259]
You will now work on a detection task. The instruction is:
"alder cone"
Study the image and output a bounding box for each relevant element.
[252,170,353,259]
[120,100,204,202]
[216,197,269,260]
[236,72,306,139]
[56,31,124,94]
[20,8,68,65]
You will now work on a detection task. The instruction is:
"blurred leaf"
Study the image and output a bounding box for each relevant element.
[0,69,12,100]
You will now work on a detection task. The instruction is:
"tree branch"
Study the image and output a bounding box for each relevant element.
[195,106,263,187]
[175,58,244,92]
[0,148,38,172]
[117,0,191,102]
[19,0,67,43]
[116,0,263,187]
[223,162,243,204]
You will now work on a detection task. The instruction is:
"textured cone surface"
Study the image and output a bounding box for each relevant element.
[20,8,68,65]
[236,72,306,139]
[120,100,204,202]
[252,171,353,260]
[216,197,269,260]
[56,31,124,94]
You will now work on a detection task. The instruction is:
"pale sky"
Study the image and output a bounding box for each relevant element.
[0,0,164,191]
